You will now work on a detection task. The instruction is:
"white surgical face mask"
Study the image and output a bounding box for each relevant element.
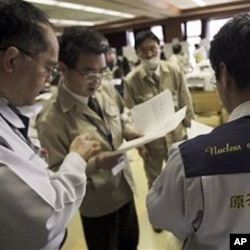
[140,56,160,71]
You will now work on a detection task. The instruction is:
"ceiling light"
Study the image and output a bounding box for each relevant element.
[49,19,95,26]
[191,0,206,7]
[26,0,135,18]
[26,0,57,5]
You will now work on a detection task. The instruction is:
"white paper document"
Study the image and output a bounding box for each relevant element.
[131,89,175,133]
[110,90,187,156]
[187,120,213,139]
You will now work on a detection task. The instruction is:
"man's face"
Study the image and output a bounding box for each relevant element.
[63,52,107,97]
[136,38,160,60]
[9,26,59,106]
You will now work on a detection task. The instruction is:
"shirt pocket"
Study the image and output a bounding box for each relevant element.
[104,105,120,117]
[104,105,123,148]
[135,93,154,103]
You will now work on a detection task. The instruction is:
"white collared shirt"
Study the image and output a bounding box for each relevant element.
[63,83,89,104]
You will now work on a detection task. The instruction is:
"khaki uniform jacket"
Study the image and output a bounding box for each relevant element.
[124,61,194,148]
[37,81,135,217]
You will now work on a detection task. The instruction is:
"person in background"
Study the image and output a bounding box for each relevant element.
[106,48,117,71]
[117,54,131,76]
[169,43,190,73]
[193,43,207,64]
[160,45,167,60]
[124,31,194,210]
[112,66,125,97]
[36,26,142,250]
[147,13,250,250]
[0,1,101,249]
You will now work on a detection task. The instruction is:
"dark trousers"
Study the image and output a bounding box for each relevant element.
[81,199,139,250]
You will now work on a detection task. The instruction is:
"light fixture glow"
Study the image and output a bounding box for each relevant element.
[49,19,95,26]
[56,2,81,10]
[26,0,57,5]
[191,0,206,7]
[26,0,135,18]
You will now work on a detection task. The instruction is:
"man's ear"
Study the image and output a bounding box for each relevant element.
[219,62,234,90]
[2,47,19,73]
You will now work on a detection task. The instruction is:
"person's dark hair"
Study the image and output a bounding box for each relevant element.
[134,30,160,51]
[209,13,250,90]
[0,0,52,57]
[117,56,131,76]
[194,44,200,50]
[172,43,182,54]
[59,26,109,69]
[113,67,124,79]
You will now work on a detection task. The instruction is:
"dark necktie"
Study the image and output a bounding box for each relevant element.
[16,112,30,139]
[7,104,42,156]
[88,96,103,118]
[7,104,29,139]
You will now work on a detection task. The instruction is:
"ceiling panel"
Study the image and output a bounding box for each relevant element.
[26,0,249,28]
[167,0,243,9]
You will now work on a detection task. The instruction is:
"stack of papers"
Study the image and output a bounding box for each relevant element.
[110,90,187,155]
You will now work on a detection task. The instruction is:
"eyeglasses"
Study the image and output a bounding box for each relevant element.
[0,46,58,80]
[210,73,217,88]
[19,47,58,80]
[75,68,109,82]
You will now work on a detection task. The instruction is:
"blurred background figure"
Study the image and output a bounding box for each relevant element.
[112,66,125,97]
[169,43,190,73]
[117,54,131,76]
[193,43,207,64]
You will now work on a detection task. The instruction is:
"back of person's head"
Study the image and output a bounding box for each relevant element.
[209,13,250,90]
[123,57,131,74]
[0,0,52,57]
[59,27,109,69]
[172,43,182,54]
[113,67,124,79]
[134,30,160,51]
[194,44,200,50]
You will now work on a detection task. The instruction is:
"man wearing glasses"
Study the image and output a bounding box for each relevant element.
[0,1,101,250]
[37,27,142,250]
[124,31,194,232]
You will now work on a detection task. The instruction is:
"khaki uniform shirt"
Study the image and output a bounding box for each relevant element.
[124,61,194,148]
[37,81,136,217]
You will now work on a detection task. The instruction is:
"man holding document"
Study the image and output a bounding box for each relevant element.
[147,13,250,249]
[124,30,194,196]
[37,27,142,250]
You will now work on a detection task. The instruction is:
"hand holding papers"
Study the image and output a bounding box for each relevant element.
[110,90,187,155]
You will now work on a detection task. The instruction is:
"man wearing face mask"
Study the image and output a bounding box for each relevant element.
[124,31,194,232]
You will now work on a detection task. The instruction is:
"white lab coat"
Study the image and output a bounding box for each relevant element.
[0,99,87,250]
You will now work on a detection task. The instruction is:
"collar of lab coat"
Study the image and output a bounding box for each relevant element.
[0,98,26,130]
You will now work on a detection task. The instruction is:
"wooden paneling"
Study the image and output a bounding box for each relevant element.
[191,90,222,115]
